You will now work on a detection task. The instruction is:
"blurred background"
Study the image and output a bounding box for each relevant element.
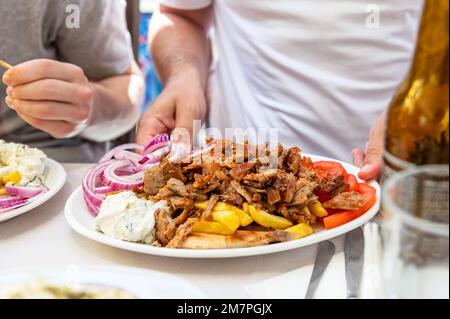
[130,0,161,111]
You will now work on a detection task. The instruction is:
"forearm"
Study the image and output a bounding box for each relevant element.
[149,6,211,90]
[80,61,144,142]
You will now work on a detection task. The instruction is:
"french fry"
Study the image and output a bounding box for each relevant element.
[285,223,314,239]
[192,220,235,235]
[195,201,253,227]
[194,201,209,210]
[195,200,240,212]
[235,210,253,227]
[247,205,293,229]
[308,200,328,217]
[212,210,240,232]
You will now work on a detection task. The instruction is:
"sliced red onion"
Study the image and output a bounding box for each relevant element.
[143,141,170,157]
[138,146,171,165]
[101,160,144,190]
[113,150,144,167]
[143,134,169,154]
[83,192,101,217]
[4,186,46,199]
[168,143,214,163]
[99,143,144,163]
[93,186,115,195]
[82,160,115,214]
[0,198,29,213]
[0,196,27,206]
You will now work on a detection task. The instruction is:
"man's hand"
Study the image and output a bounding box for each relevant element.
[2,59,94,138]
[136,4,211,147]
[136,71,206,146]
[352,111,386,180]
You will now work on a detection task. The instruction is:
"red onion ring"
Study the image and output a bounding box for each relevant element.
[0,186,48,214]
[143,134,169,154]
[82,160,115,215]
[93,186,115,195]
[101,160,144,190]
[113,150,143,167]
[99,143,144,163]
[4,186,47,199]
[0,198,30,213]
[138,146,171,165]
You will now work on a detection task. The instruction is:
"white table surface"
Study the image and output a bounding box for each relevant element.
[0,163,351,299]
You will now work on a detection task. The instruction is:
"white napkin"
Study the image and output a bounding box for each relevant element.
[244,224,384,299]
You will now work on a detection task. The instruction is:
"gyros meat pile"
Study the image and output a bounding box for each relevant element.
[141,138,366,249]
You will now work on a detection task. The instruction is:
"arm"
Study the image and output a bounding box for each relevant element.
[2,59,144,142]
[81,60,144,142]
[136,4,212,146]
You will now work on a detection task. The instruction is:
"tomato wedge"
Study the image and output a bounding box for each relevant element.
[344,174,358,192]
[312,161,347,179]
[323,183,376,229]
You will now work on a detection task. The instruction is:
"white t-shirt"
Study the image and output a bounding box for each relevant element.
[160,0,423,162]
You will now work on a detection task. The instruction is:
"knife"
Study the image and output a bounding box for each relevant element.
[305,240,336,299]
[345,227,365,299]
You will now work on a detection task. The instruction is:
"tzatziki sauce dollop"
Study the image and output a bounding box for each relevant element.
[94,191,169,244]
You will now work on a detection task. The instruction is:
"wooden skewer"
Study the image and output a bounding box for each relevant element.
[0,60,12,70]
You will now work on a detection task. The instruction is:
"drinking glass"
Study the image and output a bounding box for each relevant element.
[381,165,449,299]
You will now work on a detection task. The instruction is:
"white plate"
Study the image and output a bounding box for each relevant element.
[0,158,67,223]
[0,265,206,299]
[65,154,381,258]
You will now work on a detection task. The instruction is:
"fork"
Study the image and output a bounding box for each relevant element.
[0,60,12,70]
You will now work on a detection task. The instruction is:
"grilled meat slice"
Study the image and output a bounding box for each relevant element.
[202,194,219,221]
[166,178,187,196]
[288,178,316,207]
[167,196,193,211]
[201,179,221,193]
[153,186,175,200]
[277,145,289,169]
[161,158,184,181]
[214,170,229,182]
[267,188,281,205]
[252,192,263,203]
[144,158,184,195]
[144,166,166,195]
[230,180,253,203]
[166,218,198,248]
[285,147,302,174]
[242,169,277,187]
[245,186,266,194]
[273,172,297,203]
[220,185,244,207]
[316,174,348,198]
[229,162,256,181]
[322,191,366,210]
[163,208,191,241]
[154,208,172,246]
[283,177,296,203]
[193,172,213,189]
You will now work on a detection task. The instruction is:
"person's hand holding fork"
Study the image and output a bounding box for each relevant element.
[2,59,94,138]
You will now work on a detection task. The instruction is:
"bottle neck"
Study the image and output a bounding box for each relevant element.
[411,0,449,82]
